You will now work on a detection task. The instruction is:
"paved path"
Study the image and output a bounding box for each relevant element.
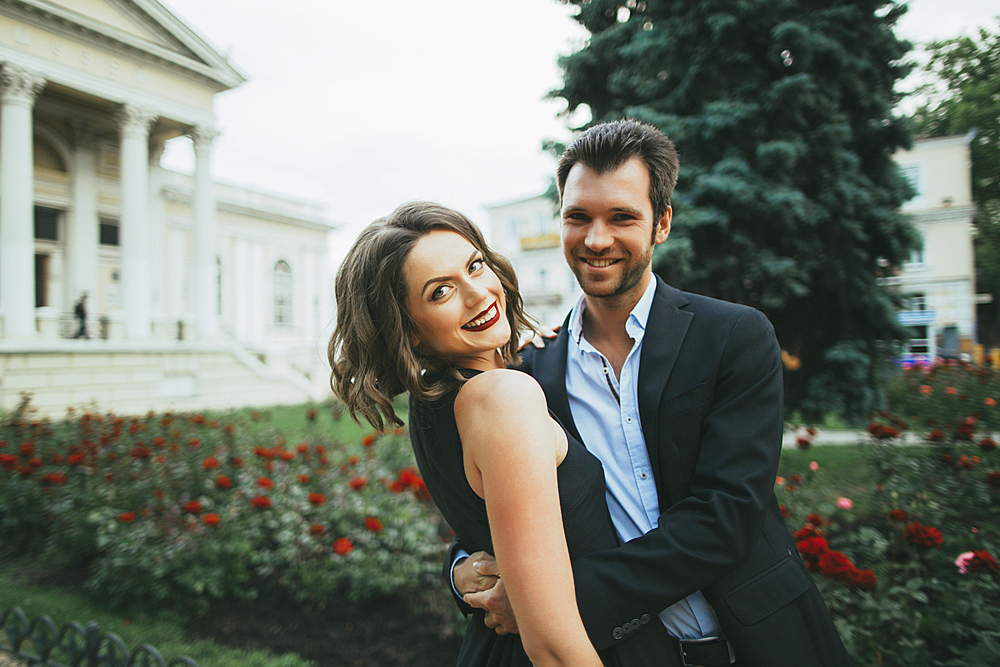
[781,429,924,448]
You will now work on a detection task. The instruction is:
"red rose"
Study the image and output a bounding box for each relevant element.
[788,474,802,484]
[203,513,221,526]
[796,436,811,450]
[215,475,232,489]
[794,524,824,541]
[183,500,202,515]
[903,522,943,548]
[888,509,908,522]
[130,446,151,459]
[779,504,789,519]
[797,536,829,558]
[250,495,272,510]
[308,492,326,506]
[299,474,311,484]
[202,456,220,470]
[257,476,274,490]
[310,523,326,536]
[188,437,201,449]
[118,511,136,523]
[333,537,353,555]
[68,452,84,466]
[928,429,945,442]
[349,476,367,490]
[969,550,999,574]
[296,443,309,454]
[818,551,854,579]
[231,456,243,467]
[979,437,998,452]
[279,450,294,462]
[847,568,878,590]
[348,455,359,466]
[361,435,376,448]
[806,513,825,527]
[365,517,383,533]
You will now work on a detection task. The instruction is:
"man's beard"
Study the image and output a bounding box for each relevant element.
[572,245,654,300]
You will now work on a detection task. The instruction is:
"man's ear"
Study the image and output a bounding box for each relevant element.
[654,206,672,245]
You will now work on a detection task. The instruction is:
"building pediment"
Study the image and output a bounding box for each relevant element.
[2,0,244,92]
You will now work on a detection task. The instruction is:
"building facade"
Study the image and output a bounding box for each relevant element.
[0,0,334,416]
[889,134,979,363]
[486,193,580,327]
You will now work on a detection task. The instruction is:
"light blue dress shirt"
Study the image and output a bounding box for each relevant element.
[565,279,721,640]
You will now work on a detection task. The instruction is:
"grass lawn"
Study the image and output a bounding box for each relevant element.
[0,567,312,667]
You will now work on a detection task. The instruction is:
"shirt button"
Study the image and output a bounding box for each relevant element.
[640,472,647,479]
[626,416,632,423]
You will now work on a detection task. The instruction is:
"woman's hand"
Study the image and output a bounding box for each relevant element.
[454,550,500,596]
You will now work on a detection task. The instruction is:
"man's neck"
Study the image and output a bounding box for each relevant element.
[581,275,651,377]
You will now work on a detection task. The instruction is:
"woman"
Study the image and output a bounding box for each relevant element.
[329,202,619,666]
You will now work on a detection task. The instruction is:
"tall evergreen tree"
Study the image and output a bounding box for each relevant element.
[912,21,1000,346]
[552,0,920,419]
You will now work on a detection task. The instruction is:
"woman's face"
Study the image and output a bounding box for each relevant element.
[403,230,510,371]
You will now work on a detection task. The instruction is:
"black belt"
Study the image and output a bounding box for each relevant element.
[672,636,736,666]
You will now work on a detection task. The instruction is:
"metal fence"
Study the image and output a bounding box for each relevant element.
[0,607,199,667]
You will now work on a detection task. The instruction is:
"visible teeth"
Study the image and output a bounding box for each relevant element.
[464,305,497,329]
[588,259,615,267]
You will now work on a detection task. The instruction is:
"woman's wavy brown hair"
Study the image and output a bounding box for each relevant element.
[329,201,534,431]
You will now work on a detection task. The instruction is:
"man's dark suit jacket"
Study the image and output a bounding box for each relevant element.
[490,277,851,666]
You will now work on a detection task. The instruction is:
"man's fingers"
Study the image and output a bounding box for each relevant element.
[472,556,500,577]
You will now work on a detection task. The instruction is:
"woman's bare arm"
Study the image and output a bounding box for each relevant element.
[455,369,601,667]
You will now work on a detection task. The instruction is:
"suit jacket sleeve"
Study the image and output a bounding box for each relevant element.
[573,307,785,650]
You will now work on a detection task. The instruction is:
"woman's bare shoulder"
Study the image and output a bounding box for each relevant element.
[454,369,545,417]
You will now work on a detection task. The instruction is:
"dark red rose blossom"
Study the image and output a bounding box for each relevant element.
[794,524,825,541]
[903,521,943,548]
[308,492,326,506]
[349,476,367,490]
[818,551,854,579]
[250,495,272,510]
[797,536,829,558]
[779,504,789,519]
[309,523,326,536]
[215,474,232,489]
[118,511,136,523]
[183,500,202,515]
[979,437,998,452]
[888,509,908,522]
[257,476,274,489]
[846,568,878,590]
[203,513,221,526]
[333,537,353,555]
[806,513,826,527]
[365,517,384,533]
[361,435,376,448]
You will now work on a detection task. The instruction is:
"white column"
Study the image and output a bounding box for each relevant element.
[67,121,100,314]
[0,63,45,338]
[148,140,168,336]
[190,127,219,339]
[116,104,156,339]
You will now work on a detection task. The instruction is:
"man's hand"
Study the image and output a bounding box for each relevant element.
[518,324,561,352]
[453,550,499,596]
[462,556,519,635]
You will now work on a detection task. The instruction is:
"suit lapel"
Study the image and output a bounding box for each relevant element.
[532,324,584,445]
[638,277,693,477]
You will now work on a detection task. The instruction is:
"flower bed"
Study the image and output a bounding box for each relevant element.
[0,398,446,617]
[779,362,1000,665]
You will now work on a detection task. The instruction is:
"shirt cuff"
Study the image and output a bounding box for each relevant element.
[449,548,471,599]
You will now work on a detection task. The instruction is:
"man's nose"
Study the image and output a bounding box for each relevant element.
[585,219,614,251]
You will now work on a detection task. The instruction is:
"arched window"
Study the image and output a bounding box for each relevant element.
[273,260,292,326]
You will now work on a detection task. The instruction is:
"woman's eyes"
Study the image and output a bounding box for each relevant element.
[428,258,484,301]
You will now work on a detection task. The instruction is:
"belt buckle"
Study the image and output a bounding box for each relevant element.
[676,636,736,667]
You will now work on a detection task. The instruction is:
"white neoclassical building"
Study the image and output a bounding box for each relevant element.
[0,0,335,416]
[888,133,980,363]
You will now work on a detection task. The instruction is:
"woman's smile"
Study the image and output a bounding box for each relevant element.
[462,302,500,331]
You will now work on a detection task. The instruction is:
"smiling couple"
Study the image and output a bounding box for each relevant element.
[329,119,851,667]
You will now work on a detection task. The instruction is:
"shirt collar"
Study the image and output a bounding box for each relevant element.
[568,276,658,346]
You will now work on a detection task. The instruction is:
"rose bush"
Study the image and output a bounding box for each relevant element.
[0,397,446,616]
[779,361,1000,665]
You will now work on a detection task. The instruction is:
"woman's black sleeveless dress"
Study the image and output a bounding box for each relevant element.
[408,372,623,666]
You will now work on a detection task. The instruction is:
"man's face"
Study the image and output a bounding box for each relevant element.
[560,157,671,304]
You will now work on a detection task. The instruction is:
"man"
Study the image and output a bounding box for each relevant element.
[73,292,89,339]
[450,119,851,666]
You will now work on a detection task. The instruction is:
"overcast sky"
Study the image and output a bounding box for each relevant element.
[159,0,999,254]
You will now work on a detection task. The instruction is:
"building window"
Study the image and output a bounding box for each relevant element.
[99,218,120,246]
[899,163,923,201]
[905,293,926,311]
[34,206,60,241]
[908,325,930,355]
[273,260,292,326]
